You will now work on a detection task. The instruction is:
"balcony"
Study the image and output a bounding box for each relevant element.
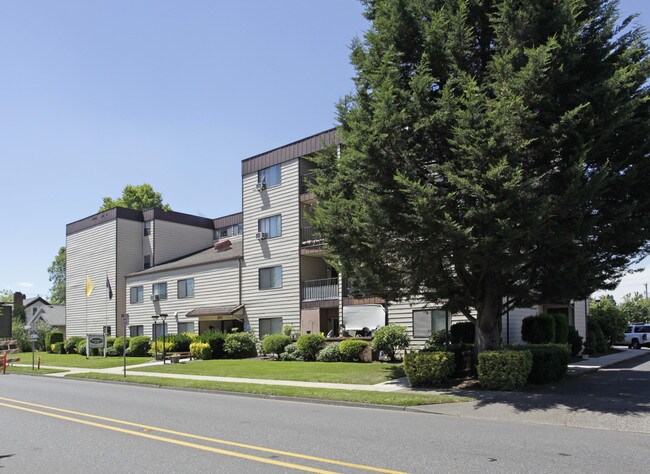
[302,277,339,302]
[300,226,325,248]
[300,171,318,194]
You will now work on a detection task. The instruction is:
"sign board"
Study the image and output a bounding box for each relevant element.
[29,334,38,342]
[121,314,129,326]
[87,334,105,349]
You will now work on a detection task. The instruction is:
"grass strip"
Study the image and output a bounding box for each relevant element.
[18,353,153,369]
[5,366,67,375]
[67,372,472,406]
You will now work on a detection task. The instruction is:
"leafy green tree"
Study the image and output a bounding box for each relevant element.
[0,289,12,303]
[589,297,627,346]
[47,246,66,304]
[99,183,172,212]
[312,0,650,353]
[619,293,650,324]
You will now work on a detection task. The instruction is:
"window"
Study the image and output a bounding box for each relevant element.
[258,215,281,238]
[103,326,112,336]
[130,325,144,337]
[152,323,168,340]
[214,223,242,241]
[144,221,151,236]
[178,279,194,299]
[32,307,37,315]
[259,318,282,338]
[258,164,281,187]
[152,282,167,300]
[259,266,282,289]
[413,309,450,338]
[144,255,151,269]
[178,322,194,334]
[130,286,144,304]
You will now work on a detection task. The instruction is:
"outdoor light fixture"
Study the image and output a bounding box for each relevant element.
[151,314,160,361]
[160,314,168,364]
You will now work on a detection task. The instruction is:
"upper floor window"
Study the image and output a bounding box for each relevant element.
[144,221,152,236]
[130,286,143,304]
[144,255,151,269]
[178,278,194,299]
[259,266,282,289]
[258,215,281,238]
[258,164,281,188]
[152,282,167,300]
[214,223,243,240]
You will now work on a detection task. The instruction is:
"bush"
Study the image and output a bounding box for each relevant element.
[550,313,569,344]
[445,343,474,376]
[105,346,118,357]
[76,339,86,355]
[261,334,292,358]
[338,339,368,362]
[198,331,227,359]
[583,330,598,355]
[423,330,448,350]
[510,344,570,384]
[112,337,130,354]
[106,337,116,348]
[148,339,174,356]
[477,350,532,391]
[45,332,64,353]
[317,343,341,362]
[51,342,65,354]
[371,325,410,360]
[521,315,556,344]
[282,324,293,337]
[189,342,212,360]
[404,352,456,387]
[567,327,583,356]
[128,336,151,356]
[64,336,84,354]
[172,332,197,352]
[590,297,627,346]
[279,342,304,361]
[296,334,325,361]
[224,332,257,359]
[450,322,475,344]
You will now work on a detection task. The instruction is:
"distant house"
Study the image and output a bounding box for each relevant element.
[24,296,65,336]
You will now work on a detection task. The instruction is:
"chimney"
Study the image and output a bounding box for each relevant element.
[13,292,25,308]
[214,239,232,252]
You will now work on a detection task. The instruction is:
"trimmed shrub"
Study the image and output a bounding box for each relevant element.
[371,325,410,360]
[423,330,448,350]
[282,324,293,337]
[450,322,475,344]
[338,339,368,362]
[261,334,292,358]
[198,331,227,359]
[567,326,583,357]
[551,313,569,344]
[128,336,151,357]
[172,332,197,352]
[189,342,212,360]
[105,346,118,357]
[296,334,325,361]
[510,344,570,384]
[583,330,598,355]
[224,332,257,359]
[112,337,130,354]
[521,315,555,344]
[404,352,456,387]
[317,343,341,362]
[45,332,64,353]
[477,350,532,391]
[64,336,84,354]
[279,342,304,361]
[445,343,474,376]
[148,340,174,356]
[51,342,65,354]
[106,337,116,348]
[76,339,86,355]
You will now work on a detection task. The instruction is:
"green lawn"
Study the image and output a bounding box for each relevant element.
[136,359,405,384]
[17,353,153,369]
[5,366,66,375]
[68,373,471,406]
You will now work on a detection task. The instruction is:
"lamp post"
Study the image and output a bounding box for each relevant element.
[160,314,168,364]
[151,314,159,361]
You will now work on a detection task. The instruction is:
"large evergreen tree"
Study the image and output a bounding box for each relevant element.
[312,0,650,352]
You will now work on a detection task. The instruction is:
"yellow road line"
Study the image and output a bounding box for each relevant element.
[0,397,406,474]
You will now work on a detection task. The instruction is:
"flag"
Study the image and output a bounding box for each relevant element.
[85,275,94,297]
[106,276,113,300]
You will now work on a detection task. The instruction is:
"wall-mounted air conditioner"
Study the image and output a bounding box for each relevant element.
[151,294,160,301]
[255,232,268,240]
[256,181,266,192]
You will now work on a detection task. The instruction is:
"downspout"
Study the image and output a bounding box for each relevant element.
[238,258,242,305]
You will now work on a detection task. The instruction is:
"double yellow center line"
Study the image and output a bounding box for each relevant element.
[0,397,405,473]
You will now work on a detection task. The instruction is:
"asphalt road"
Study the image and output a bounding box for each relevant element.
[2,371,649,473]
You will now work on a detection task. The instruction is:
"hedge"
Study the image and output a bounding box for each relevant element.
[172,333,197,352]
[45,332,64,353]
[316,343,341,362]
[371,325,410,360]
[567,327,583,357]
[296,334,325,361]
[128,336,151,357]
[509,344,570,384]
[404,352,455,387]
[338,339,368,362]
[51,342,65,354]
[112,337,130,355]
[64,336,84,354]
[261,334,292,358]
[521,315,555,344]
[198,331,227,359]
[477,350,532,390]
[223,332,257,359]
[190,342,212,360]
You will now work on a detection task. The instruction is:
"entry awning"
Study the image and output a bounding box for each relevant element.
[185,304,245,321]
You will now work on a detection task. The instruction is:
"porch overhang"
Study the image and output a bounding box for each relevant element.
[185,304,245,321]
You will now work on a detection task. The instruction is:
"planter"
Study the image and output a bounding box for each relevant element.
[170,355,181,364]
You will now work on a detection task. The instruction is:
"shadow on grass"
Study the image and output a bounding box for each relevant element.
[464,351,650,416]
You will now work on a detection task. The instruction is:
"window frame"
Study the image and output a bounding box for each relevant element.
[259,317,283,338]
[412,308,450,339]
[129,325,144,337]
[177,278,195,299]
[130,286,144,304]
[152,282,168,300]
[259,266,283,290]
[258,215,282,238]
[177,322,194,334]
[258,164,281,188]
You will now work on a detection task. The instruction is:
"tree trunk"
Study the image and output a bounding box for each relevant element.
[474,289,502,354]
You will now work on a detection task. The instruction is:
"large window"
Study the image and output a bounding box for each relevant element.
[130,286,143,304]
[413,309,450,338]
[130,325,144,337]
[152,282,167,300]
[178,322,194,334]
[214,223,243,241]
[258,215,281,238]
[259,266,282,289]
[177,279,194,299]
[258,164,281,188]
[259,318,283,338]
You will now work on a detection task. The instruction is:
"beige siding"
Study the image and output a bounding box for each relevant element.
[573,299,588,339]
[126,259,241,337]
[66,220,117,337]
[501,306,539,345]
[115,219,145,336]
[241,159,301,337]
[153,220,213,266]
[143,220,153,266]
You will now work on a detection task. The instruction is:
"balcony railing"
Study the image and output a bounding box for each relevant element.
[300,226,325,248]
[302,277,339,301]
[300,171,318,194]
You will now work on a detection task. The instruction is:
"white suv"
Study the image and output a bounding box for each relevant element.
[624,324,650,349]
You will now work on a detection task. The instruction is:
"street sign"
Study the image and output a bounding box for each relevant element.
[121,314,129,326]
[29,334,38,342]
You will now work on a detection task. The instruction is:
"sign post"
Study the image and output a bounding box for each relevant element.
[121,314,129,377]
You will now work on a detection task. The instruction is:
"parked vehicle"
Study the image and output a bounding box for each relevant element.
[624,324,650,349]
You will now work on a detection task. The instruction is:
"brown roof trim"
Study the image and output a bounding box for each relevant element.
[213,212,243,229]
[241,128,340,176]
[66,208,143,235]
[142,208,214,230]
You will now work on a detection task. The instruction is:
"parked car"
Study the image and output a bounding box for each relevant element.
[624,324,650,349]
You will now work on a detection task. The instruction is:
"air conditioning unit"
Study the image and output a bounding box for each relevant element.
[151,294,160,301]
[255,232,268,240]
[256,181,266,192]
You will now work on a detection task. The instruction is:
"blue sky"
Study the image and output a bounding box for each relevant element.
[0,1,648,303]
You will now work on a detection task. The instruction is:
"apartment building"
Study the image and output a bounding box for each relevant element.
[65,129,587,344]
